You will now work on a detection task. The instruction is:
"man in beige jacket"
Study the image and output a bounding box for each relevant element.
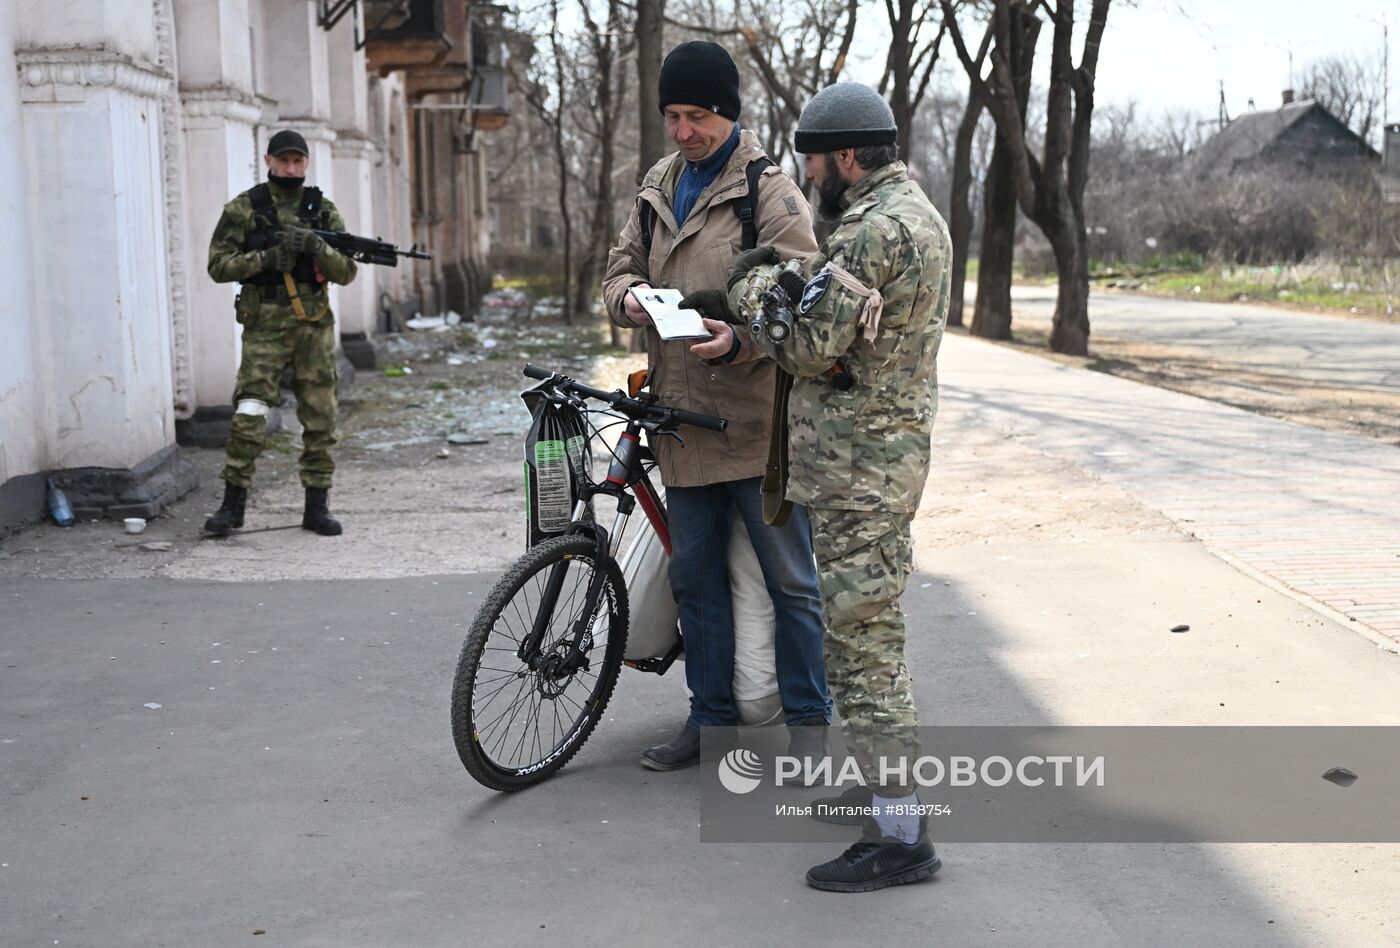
[604,41,830,770]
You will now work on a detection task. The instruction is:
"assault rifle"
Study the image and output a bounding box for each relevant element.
[312,230,432,267]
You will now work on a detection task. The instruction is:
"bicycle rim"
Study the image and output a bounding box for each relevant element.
[452,535,627,790]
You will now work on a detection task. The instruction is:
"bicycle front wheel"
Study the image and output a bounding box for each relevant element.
[451,534,629,791]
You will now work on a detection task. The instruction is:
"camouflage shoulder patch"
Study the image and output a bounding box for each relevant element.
[783,195,800,216]
[798,270,832,315]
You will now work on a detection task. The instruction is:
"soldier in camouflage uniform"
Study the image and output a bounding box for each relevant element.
[204,129,358,537]
[697,83,950,892]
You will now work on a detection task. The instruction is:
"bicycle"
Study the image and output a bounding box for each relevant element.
[450,364,727,791]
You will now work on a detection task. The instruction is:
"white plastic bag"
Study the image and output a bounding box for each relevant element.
[618,507,782,726]
[620,521,679,663]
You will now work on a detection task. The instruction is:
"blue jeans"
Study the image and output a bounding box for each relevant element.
[666,476,832,728]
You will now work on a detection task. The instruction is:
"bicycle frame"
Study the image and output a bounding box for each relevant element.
[514,405,681,680]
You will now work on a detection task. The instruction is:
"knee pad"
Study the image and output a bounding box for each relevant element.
[235,398,270,417]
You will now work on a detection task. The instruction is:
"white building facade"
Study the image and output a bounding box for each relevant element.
[1,0,504,530]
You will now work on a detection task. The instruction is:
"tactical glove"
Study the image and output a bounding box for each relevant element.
[678,288,738,325]
[278,226,326,257]
[266,243,296,272]
[727,244,781,290]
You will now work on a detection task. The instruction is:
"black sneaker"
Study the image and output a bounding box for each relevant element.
[810,784,872,825]
[640,722,701,771]
[806,821,941,893]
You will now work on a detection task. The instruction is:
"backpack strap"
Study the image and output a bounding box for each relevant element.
[639,198,656,257]
[734,156,774,251]
[639,155,775,260]
[240,184,283,286]
[248,183,275,224]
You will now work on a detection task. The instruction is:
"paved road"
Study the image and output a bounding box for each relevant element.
[941,332,1400,645]
[3,553,1398,946]
[1006,286,1400,394]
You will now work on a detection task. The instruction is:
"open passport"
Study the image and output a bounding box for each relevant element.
[629,287,711,341]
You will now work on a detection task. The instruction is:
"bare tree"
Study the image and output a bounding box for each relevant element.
[507,0,579,322]
[970,2,1037,340]
[737,0,859,163]
[572,0,635,336]
[878,0,949,163]
[1155,106,1203,161]
[635,0,667,174]
[1298,52,1386,148]
[943,0,1112,356]
[944,23,993,327]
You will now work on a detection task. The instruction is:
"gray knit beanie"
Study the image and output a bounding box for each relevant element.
[793,82,898,153]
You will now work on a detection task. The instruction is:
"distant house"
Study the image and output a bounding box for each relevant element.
[1382,124,1400,204]
[1193,92,1379,178]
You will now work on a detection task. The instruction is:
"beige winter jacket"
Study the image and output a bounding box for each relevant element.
[603,129,817,487]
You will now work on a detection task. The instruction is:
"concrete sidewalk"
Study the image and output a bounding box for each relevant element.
[940,331,1400,647]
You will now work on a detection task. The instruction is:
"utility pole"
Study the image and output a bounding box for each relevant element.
[1369,13,1390,131]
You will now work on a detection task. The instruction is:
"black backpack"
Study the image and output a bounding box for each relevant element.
[638,156,774,257]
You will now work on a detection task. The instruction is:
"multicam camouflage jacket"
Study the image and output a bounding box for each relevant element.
[207,184,357,328]
[732,161,951,513]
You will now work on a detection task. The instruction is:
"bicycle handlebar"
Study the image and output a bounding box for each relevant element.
[523,364,728,432]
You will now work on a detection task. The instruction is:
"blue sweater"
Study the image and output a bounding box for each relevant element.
[671,124,741,228]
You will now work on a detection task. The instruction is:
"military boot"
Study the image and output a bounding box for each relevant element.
[302,487,343,536]
[203,481,248,536]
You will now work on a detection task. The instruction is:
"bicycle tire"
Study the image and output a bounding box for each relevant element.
[451,534,629,791]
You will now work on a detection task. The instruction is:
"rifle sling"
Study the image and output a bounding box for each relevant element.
[281,272,328,322]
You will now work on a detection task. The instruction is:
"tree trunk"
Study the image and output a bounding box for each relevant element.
[970,3,1036,340]
[970,133,1016,339]
[635,0,666,178]
[947,90,983,328]
[1047,215,1090,354]
[889,3,914,163]
[553,130,573,324]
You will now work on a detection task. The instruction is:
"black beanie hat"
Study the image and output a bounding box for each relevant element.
[658,41,741,121]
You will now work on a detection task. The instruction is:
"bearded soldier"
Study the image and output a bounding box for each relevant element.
[696,83,952,892]
[204,130,358,537]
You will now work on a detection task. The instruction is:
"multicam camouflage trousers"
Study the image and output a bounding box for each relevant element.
[222,319,339,490]
[808,506,920,796]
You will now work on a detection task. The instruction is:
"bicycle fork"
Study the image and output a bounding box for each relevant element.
[516,493,635,680]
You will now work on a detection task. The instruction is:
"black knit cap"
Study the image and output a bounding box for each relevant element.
[267,129,309,157]
[658,41,741,121]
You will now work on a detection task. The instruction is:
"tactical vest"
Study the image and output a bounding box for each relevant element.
[241,183,328,286]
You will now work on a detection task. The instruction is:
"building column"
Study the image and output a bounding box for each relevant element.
[368,74,418,324]
[327,4,381,368]
[171,0,261,446]
[0,0,46,528]
[257,0,342,337]
[15,1,196,518]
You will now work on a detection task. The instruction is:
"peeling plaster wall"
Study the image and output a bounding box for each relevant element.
[16,1,175,470]
[0,2,43,493]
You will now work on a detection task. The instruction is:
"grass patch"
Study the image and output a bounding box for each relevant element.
[1135,267,1396,316]
[492,274,565,300]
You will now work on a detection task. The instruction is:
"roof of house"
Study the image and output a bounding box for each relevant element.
[1192,99,1379,175]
